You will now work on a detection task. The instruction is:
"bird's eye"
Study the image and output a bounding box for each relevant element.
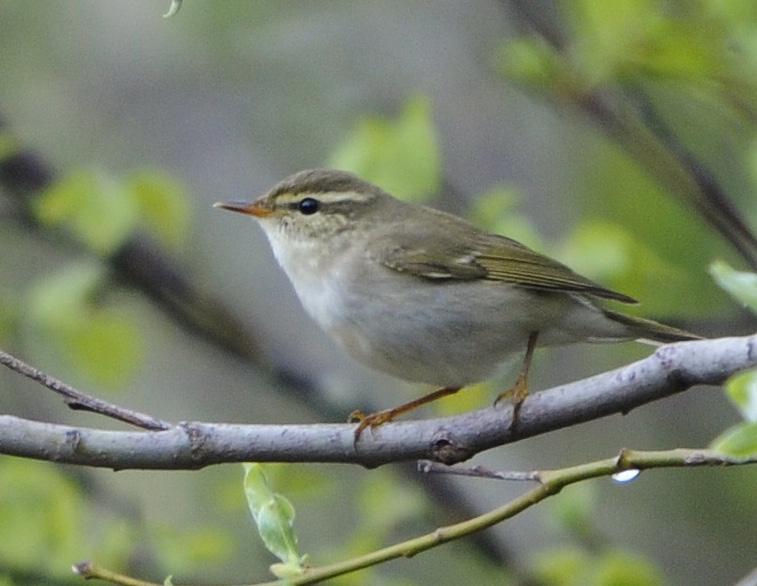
[297,197,320,215]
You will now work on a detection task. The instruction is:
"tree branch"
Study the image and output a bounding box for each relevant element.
[0,349,170,431]
[72,447,757,586]
[1,335,754,469]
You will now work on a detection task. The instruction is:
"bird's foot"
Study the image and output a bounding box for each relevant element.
[348,408,397,443]
[494,373,529,431]
[349,386,462,445]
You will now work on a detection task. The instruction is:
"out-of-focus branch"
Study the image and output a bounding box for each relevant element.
[1,335,754,469]
[0,119,262,361]
[73,447,757,586]
[503,1,757,269]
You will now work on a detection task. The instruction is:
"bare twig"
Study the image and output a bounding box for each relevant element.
[0,349,170,431]
[418,460,540,482]
[74,448,757,586]
[73,562,157,586]
[1,335,754,469]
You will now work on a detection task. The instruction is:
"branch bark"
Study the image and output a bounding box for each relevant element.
[1,335,754,470]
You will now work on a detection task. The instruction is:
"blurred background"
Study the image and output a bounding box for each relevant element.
[0,1,756,585]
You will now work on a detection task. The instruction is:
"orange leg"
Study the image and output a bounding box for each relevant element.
[494,331,539,430]
[350,386,461,442]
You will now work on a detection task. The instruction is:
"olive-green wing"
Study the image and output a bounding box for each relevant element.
[376,230,637,304]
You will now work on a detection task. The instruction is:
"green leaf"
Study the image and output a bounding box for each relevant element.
[33,170,139,255]
[725,369,757,422]
[163,0,182,18]
[709,260,757,315]
[127,170,191,252]
[710,422,757,457]
[26,263,144,388]
[593,550,665,586]
[242,463,305,576]
[329,95,441,202]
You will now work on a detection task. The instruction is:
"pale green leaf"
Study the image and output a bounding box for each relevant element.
[127,170,190,252]
[709,260,757,314]
[725,369,757,422]
[163,0,182,18]
[26,263,144,388]
[33,170,139,255]
[329,95,441,202]
[710,422,757,457]
[242,463,305,575]
[163,577,174,586]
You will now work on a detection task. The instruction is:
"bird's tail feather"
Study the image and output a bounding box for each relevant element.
[602,309,702,344]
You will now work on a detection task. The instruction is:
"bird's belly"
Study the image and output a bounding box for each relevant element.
[322,280,557,387]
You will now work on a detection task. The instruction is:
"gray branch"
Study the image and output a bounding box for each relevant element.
[1,335,754,470]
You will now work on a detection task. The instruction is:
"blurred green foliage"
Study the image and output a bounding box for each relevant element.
[725,369,757,422]
[34,171,139,256]
[126,170,191,253]
[150,524,234,575]
[577,150,733,316]
[0,459,132,580]
[25,262,144,389]
[329,95,441,202]
[469,187,544,250]
[15,168,190,388]
[710,260,757,313]
[709,262,757,456]
[0,288,17,346]
[531,547,665,586]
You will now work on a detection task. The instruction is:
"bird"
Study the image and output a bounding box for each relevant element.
[215,168,699,438]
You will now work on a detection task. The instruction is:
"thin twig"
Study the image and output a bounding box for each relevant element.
[0,349,170,431]
[418,460,541,482]
[76,448,757,586]
[73,562,159,586]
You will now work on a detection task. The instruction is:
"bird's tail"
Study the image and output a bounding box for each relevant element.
[602,309,703,344]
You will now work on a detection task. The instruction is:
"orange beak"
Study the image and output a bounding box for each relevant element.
[213,198,274,217]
